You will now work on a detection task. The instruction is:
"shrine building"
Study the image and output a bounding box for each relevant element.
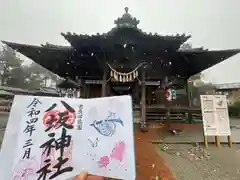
[3,7,240,129]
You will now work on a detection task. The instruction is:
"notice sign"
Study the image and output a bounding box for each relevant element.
[200,95,231,136]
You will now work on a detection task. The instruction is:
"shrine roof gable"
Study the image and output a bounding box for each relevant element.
[2,41,103,79]
[61,7,190,51]
[177,49,240,78]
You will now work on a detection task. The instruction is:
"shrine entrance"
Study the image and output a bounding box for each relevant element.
[109,81,140,105]
[111,82,133,95]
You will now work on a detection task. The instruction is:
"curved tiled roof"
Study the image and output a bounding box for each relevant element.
[2,7,240,80]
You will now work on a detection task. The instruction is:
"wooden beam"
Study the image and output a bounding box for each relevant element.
[85,80,161,85]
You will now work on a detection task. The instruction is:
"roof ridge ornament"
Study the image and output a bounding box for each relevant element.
[114,7,140,28]
[125,7,129,13]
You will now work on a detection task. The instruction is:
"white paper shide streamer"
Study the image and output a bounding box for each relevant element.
[108,62,144,82]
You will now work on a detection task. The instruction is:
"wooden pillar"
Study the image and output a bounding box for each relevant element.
[141,71,147,131]
[86,85,90,98]
[81,83,86,98]
[186,80,193,124]
[134,81,140,105]
[101,70,107,97]
[165,99,170,127]
[186,80,191,107]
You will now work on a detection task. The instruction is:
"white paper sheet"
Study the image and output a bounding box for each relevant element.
[0,95,136,180]
[0,95,28,180]
[200,95,231,136]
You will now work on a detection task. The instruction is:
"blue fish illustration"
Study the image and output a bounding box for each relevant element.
[90,112,124,136]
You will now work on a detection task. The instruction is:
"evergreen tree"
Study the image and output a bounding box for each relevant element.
[0,45,44,89]
[0,45,25,87]
[26,62,61,85]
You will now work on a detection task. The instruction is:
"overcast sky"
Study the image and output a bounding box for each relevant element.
[0,0,240,84]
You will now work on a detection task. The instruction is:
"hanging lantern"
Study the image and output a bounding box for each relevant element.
[172,89,177,100]
[166,89,172,101]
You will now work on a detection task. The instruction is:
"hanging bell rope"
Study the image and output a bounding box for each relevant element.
[107,62,145,82]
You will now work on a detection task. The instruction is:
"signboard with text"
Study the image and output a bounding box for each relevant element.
[200,95,231,136]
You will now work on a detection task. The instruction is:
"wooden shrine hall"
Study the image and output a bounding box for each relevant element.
[3,7,240,129]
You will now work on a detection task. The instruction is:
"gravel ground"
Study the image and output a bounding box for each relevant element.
[155,119,240,180]
[158,142,240,180]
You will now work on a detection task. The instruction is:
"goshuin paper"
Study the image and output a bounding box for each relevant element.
[0,95,136,180]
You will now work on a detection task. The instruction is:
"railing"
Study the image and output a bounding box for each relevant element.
[146,95,189,107]
[146,107,202,123]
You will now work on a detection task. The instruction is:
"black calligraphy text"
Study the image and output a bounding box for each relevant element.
[37,101,75,180]
[22,98,41,159]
